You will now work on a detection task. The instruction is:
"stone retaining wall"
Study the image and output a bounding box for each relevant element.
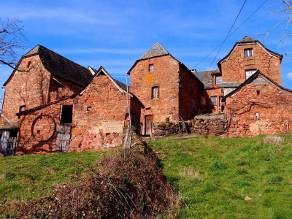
[153,114,227,137]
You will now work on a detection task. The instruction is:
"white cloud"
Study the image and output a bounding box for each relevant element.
[287,72,292,79]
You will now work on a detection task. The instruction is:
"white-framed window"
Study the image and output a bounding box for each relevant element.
[215,75,222,84]
[244,48,253,58]
[151,86,159,99]
[245,69,257,79]
[148,64,154,72]
[210,96,217,106]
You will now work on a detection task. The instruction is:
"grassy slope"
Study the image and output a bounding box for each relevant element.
[150,135,292,219]
[0,151,107,203]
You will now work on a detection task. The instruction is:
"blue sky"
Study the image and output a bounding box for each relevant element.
[0,0,292,97]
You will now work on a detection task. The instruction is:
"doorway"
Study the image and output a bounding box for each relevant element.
[144,115,153,136]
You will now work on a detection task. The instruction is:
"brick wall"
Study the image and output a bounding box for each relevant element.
[70,74,137,151]
[2,55,82,123]
[225,75,292,136]
[179,64,207,119]
[205,88,223,112]
[2,56,51,123]
[220,42,282,84]
[18,98,73,154]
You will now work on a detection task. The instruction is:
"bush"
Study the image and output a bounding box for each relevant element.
[15,141,175,218]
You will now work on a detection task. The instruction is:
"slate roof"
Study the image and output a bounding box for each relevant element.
[194,69,220,89]
[4,45,93,87]
[140,42,169,60]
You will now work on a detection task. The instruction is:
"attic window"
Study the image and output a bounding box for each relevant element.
[244,48,253,58]
[60,105,73,124]
[148,64,154,72]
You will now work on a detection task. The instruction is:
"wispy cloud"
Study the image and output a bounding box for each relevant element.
[287,72,292,80]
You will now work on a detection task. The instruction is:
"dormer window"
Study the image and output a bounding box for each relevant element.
[244,48,253,58]
[148,64,154,72]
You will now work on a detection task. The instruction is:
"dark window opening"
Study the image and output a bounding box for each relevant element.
[257,90,260,95]
[151,86,159,99]
[19,105,26,113]
[10,129,18,138]
[27,61,31,68]
[148,64,154,72]
[61,105,73,124]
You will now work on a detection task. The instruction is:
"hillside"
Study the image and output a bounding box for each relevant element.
[150,135,292,218]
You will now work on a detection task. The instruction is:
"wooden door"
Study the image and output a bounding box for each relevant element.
[144,115,153,136]
[56,124,71,152]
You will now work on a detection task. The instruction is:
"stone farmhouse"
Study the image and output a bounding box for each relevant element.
[0,36,291,154]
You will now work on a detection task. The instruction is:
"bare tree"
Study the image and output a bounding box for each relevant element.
[0,18,23,69]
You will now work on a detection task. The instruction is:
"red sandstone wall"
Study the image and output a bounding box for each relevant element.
[129,55,180,123]
[225,76,292,136]
[221,42,282,84]
[18,98,73,154]
[178,64,207,119]
[2,56,51,123]
[206,88,223,113]
[70,74,129,151]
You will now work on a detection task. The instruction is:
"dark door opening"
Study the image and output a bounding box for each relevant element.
[60,105,73,124]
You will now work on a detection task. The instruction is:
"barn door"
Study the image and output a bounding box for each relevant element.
[56,124,71,152]
[144,115,153,136]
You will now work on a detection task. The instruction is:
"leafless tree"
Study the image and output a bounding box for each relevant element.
[0,18,23,69]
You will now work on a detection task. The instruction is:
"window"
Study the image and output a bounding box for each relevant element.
[151,86,159,99]
[60,105,73,124]
[257,90,260,95]
[244,48,253,58]
[215,76,222,84]
[148,64,154,72]
[255,112,260,120]
[210,96,217,106]
[19,105,26,113]
[245,69,257,79]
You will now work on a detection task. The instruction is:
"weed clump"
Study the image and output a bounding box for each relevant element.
[15,141,175,218]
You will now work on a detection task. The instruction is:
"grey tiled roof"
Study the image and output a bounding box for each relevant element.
[24,45,93,87]
[194,70,218,88]
[140,42,169,59]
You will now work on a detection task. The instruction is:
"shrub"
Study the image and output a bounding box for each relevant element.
[15,141,176,218]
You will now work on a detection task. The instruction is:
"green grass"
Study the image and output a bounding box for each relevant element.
[0,151,107,203]
[150,135,292,219]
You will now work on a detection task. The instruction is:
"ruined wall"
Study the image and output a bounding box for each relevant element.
[179,64,207,119]
[225,76,292,136]
[70,74,129,151]
[221,42,282,84]
[17,98,73,154]
[129,55,180,123]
